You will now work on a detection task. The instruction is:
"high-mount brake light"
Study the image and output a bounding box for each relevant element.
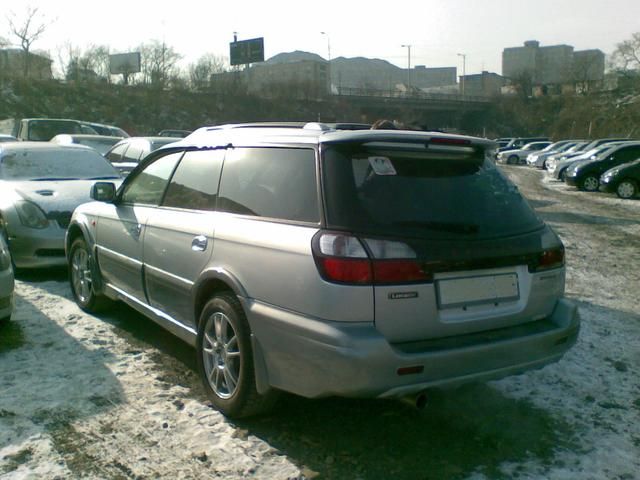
[312,232,432,285]
[530,247,565,272]
[429,137,472,146]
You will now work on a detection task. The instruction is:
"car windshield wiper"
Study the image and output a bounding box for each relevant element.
[87,175,121,180]
[30,177,80,181]
[393,220,479,234]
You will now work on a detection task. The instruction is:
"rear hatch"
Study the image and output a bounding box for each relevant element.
[319,135,565,342]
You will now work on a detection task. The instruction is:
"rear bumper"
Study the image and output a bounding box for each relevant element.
[246,298,580,399]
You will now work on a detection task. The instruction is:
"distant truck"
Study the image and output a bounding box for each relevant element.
[0,118,92,141]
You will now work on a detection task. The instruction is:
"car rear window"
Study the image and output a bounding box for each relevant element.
[322,144,543,239]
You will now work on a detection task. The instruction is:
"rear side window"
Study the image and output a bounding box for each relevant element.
[218,147,319,223]
[322,144,543,239]
[163,149,223,210]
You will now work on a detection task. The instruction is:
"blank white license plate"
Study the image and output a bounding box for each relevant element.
[436,273,519,309]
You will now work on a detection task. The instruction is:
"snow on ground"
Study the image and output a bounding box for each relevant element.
[0,166,639,479]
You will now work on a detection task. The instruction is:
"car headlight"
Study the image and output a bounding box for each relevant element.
[15,200,49,229]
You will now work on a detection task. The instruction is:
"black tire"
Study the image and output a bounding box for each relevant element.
[508,154,519,165]
[559,168,568,182]
[69,237,111,312]
[196,292,277,418]
[616,179,638,199]
[580,175,599,192]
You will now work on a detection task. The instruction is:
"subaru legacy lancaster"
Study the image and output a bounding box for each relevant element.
[66,123,579,418]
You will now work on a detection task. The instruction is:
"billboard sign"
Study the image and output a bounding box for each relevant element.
[109,52,141,75]
[229,38,264,66]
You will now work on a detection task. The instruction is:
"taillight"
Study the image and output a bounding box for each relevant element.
[314,233,372,284]
[373,260,432,283]
[312,232,432,285]
[530,246,565,272]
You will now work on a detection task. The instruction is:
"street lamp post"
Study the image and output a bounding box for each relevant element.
[320,32,332,95]
[457,53,466,97]
[320,31,331,61]
[401,44,412,92]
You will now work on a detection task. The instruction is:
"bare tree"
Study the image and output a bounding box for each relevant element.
[7,6,50,77]
[611,32,640,73]
[189,53,227,91]
[56,42,81,80]
[138,40,182,88]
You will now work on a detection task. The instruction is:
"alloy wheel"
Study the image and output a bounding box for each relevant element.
[71,247,92,304]
[202,311,241,399]
[616,180,637,199]
[582,176,599,192]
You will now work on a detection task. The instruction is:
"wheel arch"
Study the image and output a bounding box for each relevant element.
[192,268,249,329]
[192,270,272,396]
[66,221,105,294]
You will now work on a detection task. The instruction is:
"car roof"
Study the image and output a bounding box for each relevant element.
[164,123,495,150]
[52,134,123,140]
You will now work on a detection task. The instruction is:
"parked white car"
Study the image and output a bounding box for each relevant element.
[497,141,551,165]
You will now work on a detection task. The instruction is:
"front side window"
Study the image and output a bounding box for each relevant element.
[218,147,319,223]
[120,151,182,205]
[163,149,224,210]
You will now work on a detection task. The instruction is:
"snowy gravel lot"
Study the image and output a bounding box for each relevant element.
[1,166,639,479]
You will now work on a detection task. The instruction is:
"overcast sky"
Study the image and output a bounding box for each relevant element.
[3,0,639,75]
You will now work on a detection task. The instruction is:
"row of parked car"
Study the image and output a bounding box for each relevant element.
[0,120,579,419]
[0,118,192,328]
[495,136,640,199]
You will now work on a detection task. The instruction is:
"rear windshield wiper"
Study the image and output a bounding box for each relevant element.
[393,220,479,234]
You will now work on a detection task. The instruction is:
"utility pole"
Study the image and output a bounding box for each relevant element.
[401,44,412,92]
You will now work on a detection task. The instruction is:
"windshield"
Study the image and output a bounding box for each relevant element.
[0,148,120,181]
[27,120,83,141]
[322,144,543,240]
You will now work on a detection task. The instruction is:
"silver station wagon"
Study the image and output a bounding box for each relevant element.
[66,123,580,417]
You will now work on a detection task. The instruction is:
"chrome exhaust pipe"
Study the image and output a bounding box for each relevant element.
[400,391,429,410]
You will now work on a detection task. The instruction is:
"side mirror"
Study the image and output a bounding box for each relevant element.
[91,182,116,202]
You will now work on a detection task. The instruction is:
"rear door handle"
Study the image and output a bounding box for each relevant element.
[191,235,208,252]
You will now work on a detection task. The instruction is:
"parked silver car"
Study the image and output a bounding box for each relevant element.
[0,235,14,323]
[67,123,579,418]
[526,140,584,168]
[497,141,551,164]
[0,143,121,268]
